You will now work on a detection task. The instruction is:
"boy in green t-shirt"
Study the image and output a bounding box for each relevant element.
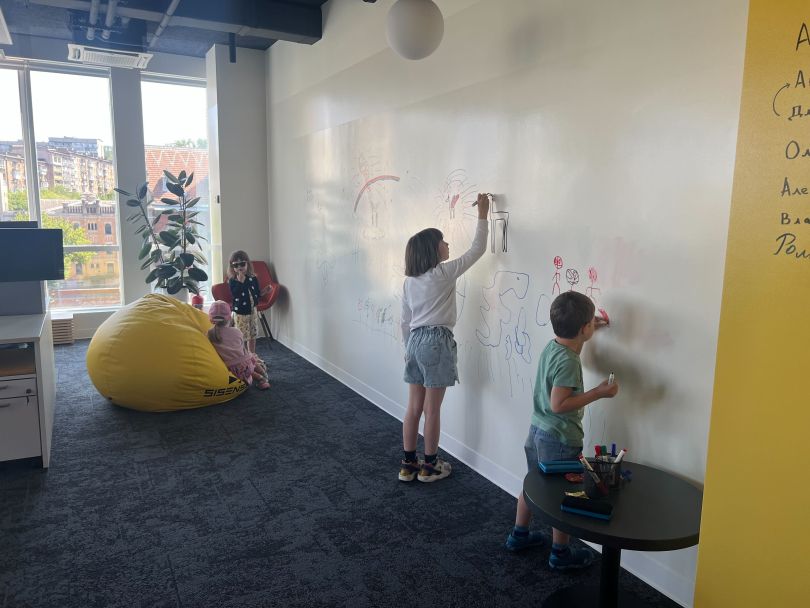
[505,292,619,570]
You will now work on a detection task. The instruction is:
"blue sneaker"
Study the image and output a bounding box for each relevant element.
[548,545,595,570]
[505,530,546,552]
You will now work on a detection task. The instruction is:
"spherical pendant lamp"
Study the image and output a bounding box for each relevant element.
[386,0,444,60]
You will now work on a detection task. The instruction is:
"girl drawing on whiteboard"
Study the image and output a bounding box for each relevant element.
[398,192,491,483]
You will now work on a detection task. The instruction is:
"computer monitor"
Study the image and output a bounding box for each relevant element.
[0,228,65,282]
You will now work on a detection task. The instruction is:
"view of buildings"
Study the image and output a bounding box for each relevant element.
[0,137,209,308]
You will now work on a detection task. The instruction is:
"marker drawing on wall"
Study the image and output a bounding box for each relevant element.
[351,153,400,242]
[535,293,551,327]
[473,270,533,397]
[585,267,601,303]
[552,256,563,295]
[565,268,580,291]
[354,295,399,342]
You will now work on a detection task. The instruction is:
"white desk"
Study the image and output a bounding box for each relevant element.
[0,313,56,468]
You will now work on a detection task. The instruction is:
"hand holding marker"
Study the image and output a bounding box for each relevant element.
[471,193,493,207]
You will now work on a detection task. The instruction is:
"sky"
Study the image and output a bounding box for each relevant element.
[0,69,207,146]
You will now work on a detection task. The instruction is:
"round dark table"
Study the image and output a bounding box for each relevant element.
[522,462,702,608]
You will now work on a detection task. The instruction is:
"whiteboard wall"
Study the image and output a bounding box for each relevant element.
[265,1,749,604]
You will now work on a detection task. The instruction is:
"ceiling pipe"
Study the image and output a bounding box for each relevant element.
[147,0,181,50]
[100,0,118,40]
[85,0,99,40]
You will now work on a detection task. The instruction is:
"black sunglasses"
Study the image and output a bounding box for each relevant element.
[231,261,247,268]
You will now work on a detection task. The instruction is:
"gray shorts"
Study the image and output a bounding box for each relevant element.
[524,425,582,471]
[403,326,458,388]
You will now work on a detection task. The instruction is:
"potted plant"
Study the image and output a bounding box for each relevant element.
[116,170,208,297]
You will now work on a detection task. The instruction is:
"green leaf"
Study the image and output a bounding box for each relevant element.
[166,181,184,197]
[163,170,178,183]
[145,268,158,283]
[127,213,140,222]
[178,170,187,182]
[166,276,183,294]
[193,251,208,264]
[189,220,205,226]
[179,253,195,268]
[135,225,146,234]
[137,239,152,260]
[152,214,163,225]
[156,264,177,279]
[158,234,179,248]
[186,197,200,208]
[173,257,185,271]
[160,197,179,206]
[187,266,208,282]
[183,278,200,295]
[168,214,183,222]
[125,198,141,207]
[114,187,132,197]
[137,182,149,200]
[185,172,194,188]
[141,257,154,270]
[185,230,196,245]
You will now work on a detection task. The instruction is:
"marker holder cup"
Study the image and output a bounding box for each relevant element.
[583,458,620,499]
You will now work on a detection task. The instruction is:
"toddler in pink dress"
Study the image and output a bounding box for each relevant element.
[207,300,270,390]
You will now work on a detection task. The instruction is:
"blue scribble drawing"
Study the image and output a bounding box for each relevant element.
[536,293,551,327]
[505,307,532,364]
[456,274,468,319]
[476,271,530,356]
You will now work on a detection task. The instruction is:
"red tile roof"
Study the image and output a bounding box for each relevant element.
[144,145,209,198]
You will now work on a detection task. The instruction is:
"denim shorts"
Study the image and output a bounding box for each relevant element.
[403,326,458,388]
[524,425,582,472]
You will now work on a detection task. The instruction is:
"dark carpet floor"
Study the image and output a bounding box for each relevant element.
[0,339,680,608]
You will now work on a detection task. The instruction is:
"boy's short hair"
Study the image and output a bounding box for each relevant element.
[550,292,595,338]
[405,228,443,277]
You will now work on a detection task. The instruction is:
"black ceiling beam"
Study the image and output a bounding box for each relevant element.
[170,0,323,45]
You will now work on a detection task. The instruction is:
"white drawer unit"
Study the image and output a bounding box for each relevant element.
[0,377,37,399]
[0,394,41,461]
[0,313,56,468]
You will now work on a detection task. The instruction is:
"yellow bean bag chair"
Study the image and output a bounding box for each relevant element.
[87,293,247,412]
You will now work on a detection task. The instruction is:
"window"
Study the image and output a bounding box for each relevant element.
[142,80,213,299]
[30,70,120,309]
[0,69,31,221]
[104,223,112,235]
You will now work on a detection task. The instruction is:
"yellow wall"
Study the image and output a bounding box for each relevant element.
[696,1,810,604]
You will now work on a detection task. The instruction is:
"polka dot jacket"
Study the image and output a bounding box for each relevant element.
[228,276,261,315]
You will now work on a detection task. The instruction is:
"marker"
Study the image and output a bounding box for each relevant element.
[595,445,602,458]
[472,193,493,206]
[613,448,628,464]
[608,372,615,385]
[611,443,617,457]
[578,454,608,494]
[598,308,610,325]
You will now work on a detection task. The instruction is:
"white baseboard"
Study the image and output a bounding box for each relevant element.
[281,337,693,608]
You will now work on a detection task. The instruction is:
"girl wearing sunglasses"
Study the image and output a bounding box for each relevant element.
[227,250,270,354]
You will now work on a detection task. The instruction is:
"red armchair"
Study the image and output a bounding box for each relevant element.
[252,261,280,340]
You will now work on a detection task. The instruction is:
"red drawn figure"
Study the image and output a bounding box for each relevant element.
[565,268,580,291]
[352,153,399,241]
[552,256,563,295]
[449,193,460,219]
[585,266,601,302]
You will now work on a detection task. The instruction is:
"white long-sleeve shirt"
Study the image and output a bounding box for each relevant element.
[400,219,488,342]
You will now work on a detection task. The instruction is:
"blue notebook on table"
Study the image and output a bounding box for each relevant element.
[538,460,583,474]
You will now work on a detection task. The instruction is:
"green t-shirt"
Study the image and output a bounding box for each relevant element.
[532,339,584,446]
